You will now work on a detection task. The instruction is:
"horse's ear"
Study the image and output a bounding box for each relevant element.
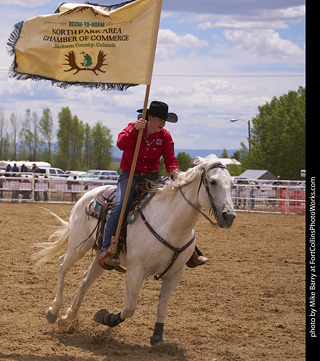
[193,156,204,165]
[194,154,219,166]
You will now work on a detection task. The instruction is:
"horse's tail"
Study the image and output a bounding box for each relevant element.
[32,210,69,268]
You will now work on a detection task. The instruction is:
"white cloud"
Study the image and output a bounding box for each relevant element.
[159,29,208,48]
[0,0,52,8]
[197,7,304,33]
[198,20,289,30]
[156,29,208,60]
[261,5,305,20]
[189,5,305,64]
[223,29,304,60]
[163,0,305,16]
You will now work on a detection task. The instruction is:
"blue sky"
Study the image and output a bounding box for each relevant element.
[0,0,305,152]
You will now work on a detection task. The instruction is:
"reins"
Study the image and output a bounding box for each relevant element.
[179,187,218,227]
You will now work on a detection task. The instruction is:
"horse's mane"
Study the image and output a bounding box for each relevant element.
[152,154,221,201]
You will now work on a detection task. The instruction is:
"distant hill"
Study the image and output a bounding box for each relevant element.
[174,149,238,158]
[112,147,238,159]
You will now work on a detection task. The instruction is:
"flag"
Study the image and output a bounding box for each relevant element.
[7,0,162,90]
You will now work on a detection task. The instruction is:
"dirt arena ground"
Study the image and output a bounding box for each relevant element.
[0,203,305,361]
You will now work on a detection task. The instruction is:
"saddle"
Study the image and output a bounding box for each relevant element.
[86,187,117,220]
[85,181,156,252]
[85,187,117,252]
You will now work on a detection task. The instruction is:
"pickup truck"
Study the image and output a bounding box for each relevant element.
[38,167,66,177]
[79,170,119,189]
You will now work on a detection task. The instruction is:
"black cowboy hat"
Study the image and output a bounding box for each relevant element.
[137,101,178,123]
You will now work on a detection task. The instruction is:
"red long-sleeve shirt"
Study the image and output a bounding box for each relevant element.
[117,122,179,174]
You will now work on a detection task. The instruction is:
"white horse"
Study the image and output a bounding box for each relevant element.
[33,154,236,345]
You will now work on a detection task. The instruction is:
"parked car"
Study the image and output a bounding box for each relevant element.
[38,167,67,177]
[18,167,67,181]
[33,167,68,191]
[66,170,86,177]
[79,170,119,189]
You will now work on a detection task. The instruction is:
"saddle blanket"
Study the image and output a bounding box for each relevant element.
[85,186,116,219]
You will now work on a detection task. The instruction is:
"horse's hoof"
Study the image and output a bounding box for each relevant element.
[150,335,165,346]
[58,317,78,333]
[57,316,72,330]
[93,309,109,325]
[46,308,57,324]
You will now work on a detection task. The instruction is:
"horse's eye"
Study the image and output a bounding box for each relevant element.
[210,179,216,186]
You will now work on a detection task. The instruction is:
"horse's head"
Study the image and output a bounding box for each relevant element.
[194,154,236,228]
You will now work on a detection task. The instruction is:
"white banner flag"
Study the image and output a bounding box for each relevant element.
[9,0,162,89]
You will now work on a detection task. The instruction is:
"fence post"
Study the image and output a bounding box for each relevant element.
[285,185,290,214]
[31,174,35,203]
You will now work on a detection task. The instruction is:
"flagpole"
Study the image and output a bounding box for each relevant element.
[111,0,162,248]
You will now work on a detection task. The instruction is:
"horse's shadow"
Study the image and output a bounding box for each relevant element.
[52,328,187,361]
[0,330,186,361]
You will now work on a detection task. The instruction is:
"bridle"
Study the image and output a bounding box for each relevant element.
[179,163,227,227]
[138,162,227,280]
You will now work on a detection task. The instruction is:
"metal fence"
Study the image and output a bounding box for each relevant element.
[0,174,305,215]
[0,173,118,204]
[232,180,305,214]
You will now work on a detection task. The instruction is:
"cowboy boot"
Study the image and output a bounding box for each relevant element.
[98,249,120,269]
[186,252,209,268]
[98,236,120,269]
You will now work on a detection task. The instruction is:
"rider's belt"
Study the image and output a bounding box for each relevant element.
[134,171,159,181]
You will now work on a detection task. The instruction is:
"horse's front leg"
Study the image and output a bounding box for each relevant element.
[93,267,144,327]
[58,251,104,329]
[150,266,185,345]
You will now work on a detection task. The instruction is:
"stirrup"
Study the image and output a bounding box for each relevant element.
[105,258,120,267]
[186,252,209,268]
[98,248,120,270]
[99,263,126,273]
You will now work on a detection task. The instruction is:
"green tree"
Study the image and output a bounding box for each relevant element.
[69,115,84,170]
[55,107,73,169]
[55,108,113,171]
[0,111,5,159]
[39,108,54,163]
[83,123,92,169]
[160,157,166,175]
[19,109,41,160]
[91,122,113,169]
[31,110,42,160]
[10,112,19,159]
[0,111,10,160]
[220,148,229,158]
[240,87,305,179]
[160,152,194,175]
[56,108,85,170]
[176,152,193,171]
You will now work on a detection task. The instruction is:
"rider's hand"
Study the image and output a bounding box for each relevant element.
[135,118,147,130]
[170,170,179,181]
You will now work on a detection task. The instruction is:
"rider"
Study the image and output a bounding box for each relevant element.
[98,101,209,269]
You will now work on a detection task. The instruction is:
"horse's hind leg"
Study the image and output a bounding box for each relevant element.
[150,267,185,345]
[58,250,104,329]
[46,248,84,324]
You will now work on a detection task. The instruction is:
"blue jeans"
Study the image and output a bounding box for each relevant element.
[101,172,143,251]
